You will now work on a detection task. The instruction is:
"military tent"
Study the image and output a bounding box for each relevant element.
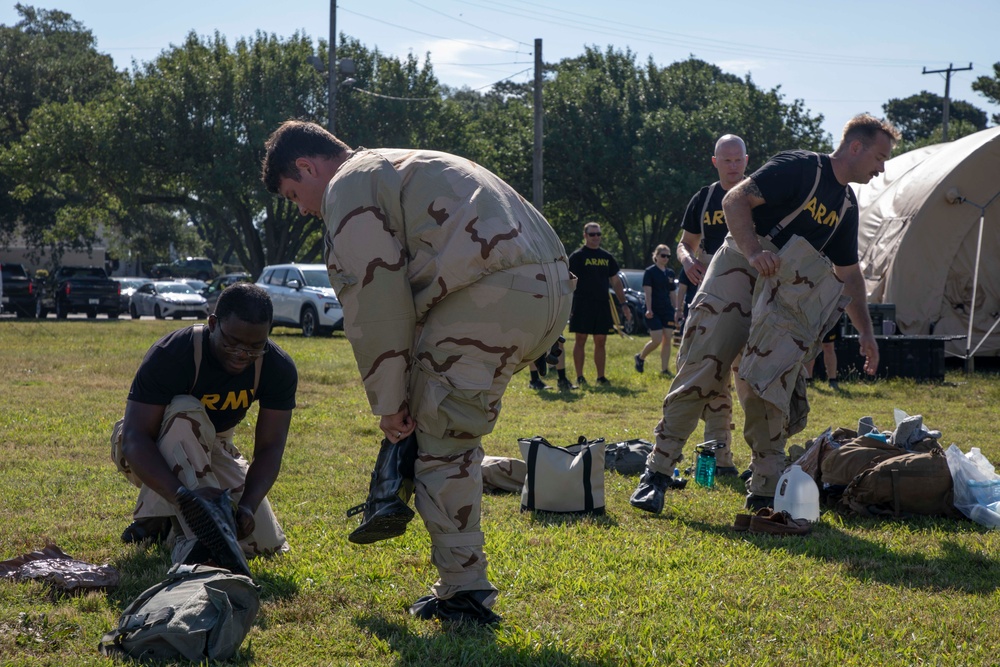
[852,126,1000,358]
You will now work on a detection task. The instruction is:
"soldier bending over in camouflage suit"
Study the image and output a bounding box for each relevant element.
[262,120,573,625]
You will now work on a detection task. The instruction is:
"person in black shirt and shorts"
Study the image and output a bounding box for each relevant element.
[633,244,676,375]
[568,222,630,386]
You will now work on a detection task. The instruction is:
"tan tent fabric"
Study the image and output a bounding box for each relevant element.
[852,126,1000,357]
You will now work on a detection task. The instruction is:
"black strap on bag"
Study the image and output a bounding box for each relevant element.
[524,438,541,511]
[580,440,595,512]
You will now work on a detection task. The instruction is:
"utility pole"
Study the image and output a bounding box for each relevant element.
[328,0,338,134]
[922,62,972,141]
[532,38,543,212]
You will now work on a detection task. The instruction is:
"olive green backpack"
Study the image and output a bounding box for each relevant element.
[99,563,259,662]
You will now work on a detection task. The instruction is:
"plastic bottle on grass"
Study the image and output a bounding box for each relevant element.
[773,464,820,521]
[694,441,717,488]
[969,504,1000,529]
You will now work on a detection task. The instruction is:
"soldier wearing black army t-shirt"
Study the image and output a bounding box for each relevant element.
[671,134,750,477]
[112,283,298,561]
[632,114,899,516]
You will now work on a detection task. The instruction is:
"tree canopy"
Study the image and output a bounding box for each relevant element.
[972,62,1000,125]
[883,91,987,146]
[0,4,120,256]
[2,7,836,274]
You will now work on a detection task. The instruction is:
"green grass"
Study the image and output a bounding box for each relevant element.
[2,319,1000,666]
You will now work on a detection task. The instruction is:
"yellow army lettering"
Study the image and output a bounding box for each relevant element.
[200,390,254,410]
[703,210,726,226]
[584,258,610,267]
[803,197,839,227]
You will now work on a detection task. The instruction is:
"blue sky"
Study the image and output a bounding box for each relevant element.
[4,0,999,142]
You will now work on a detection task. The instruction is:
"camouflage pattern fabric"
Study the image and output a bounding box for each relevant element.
[482,456,527,493]
[111,395,288,561]
[408,263,572,599]
[648,237,757,477]
[321,148,569,417]
[649,234,845,496]
[320,148,573,600]
[738,235,848,495]
[700,370,736,467]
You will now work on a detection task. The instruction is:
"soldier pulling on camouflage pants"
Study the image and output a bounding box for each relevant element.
[262,120,574,625]
[632,113,899,514]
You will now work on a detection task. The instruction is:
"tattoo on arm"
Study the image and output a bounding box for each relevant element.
[744,179,763,201]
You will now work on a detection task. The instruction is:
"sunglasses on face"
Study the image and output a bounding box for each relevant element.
[587,232,602,237]
[658,254,670,258]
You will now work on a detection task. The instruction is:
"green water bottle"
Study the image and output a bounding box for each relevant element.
[694,441,718,488]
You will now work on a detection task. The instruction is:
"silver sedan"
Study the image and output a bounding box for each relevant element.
[130,281,209,320]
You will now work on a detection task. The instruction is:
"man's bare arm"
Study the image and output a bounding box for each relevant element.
[722,178,779,277]
[677,230,705,285]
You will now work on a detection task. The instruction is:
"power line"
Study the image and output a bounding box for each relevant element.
[406,0,533,48]
[453,0,934,68]
[340,7,525,55]
[349,87,437,102]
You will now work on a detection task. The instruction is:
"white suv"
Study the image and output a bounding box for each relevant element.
[257,263,344,337]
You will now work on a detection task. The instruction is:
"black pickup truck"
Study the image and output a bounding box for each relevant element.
[1,262,36,317]
[36,266,121,319]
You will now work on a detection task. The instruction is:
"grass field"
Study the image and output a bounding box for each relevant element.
[2,319,1000,666]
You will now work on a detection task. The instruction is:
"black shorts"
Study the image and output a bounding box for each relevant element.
[821,319,841,343]
[646,307,676,332]
[569,297,614,335]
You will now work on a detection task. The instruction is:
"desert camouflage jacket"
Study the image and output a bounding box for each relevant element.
[321,148,567,415]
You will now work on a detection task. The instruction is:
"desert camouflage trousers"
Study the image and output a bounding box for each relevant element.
[409,261,574,600]
[111,395,289,562]
[738,235,848,495]
[649,235,844,495]
[697,370,738,467]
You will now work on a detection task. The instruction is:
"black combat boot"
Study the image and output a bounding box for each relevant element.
[347,434,418,544]
[629,468,686,514]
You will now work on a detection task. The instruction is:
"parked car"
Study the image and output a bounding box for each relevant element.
[36,265,121,319]
[257,263,343,337]
[112,277,150,314]
[612,269,648,336]
[176,277,208,293]
[130,280,209,320]
[1,262,36,317]
[148,257,216,281]
[201,272,252,314]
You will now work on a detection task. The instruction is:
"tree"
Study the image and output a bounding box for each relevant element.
[972,62,1000,125]
[0,4,120,253]
[883,91,987,143]
[542,50,828,267]
[4,30,454,276]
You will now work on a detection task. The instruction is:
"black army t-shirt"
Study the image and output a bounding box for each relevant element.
[681,182,729,255]
[749,150,860,267]
[568,246,620,302]
[129,325,298,432]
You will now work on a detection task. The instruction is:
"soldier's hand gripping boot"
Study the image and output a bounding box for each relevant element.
[347,433,418,544]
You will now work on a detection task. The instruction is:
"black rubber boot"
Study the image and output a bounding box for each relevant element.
[409,590,502,626]
[629,468,686,514]
[347,434,418,544]
[175,487,252,578]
